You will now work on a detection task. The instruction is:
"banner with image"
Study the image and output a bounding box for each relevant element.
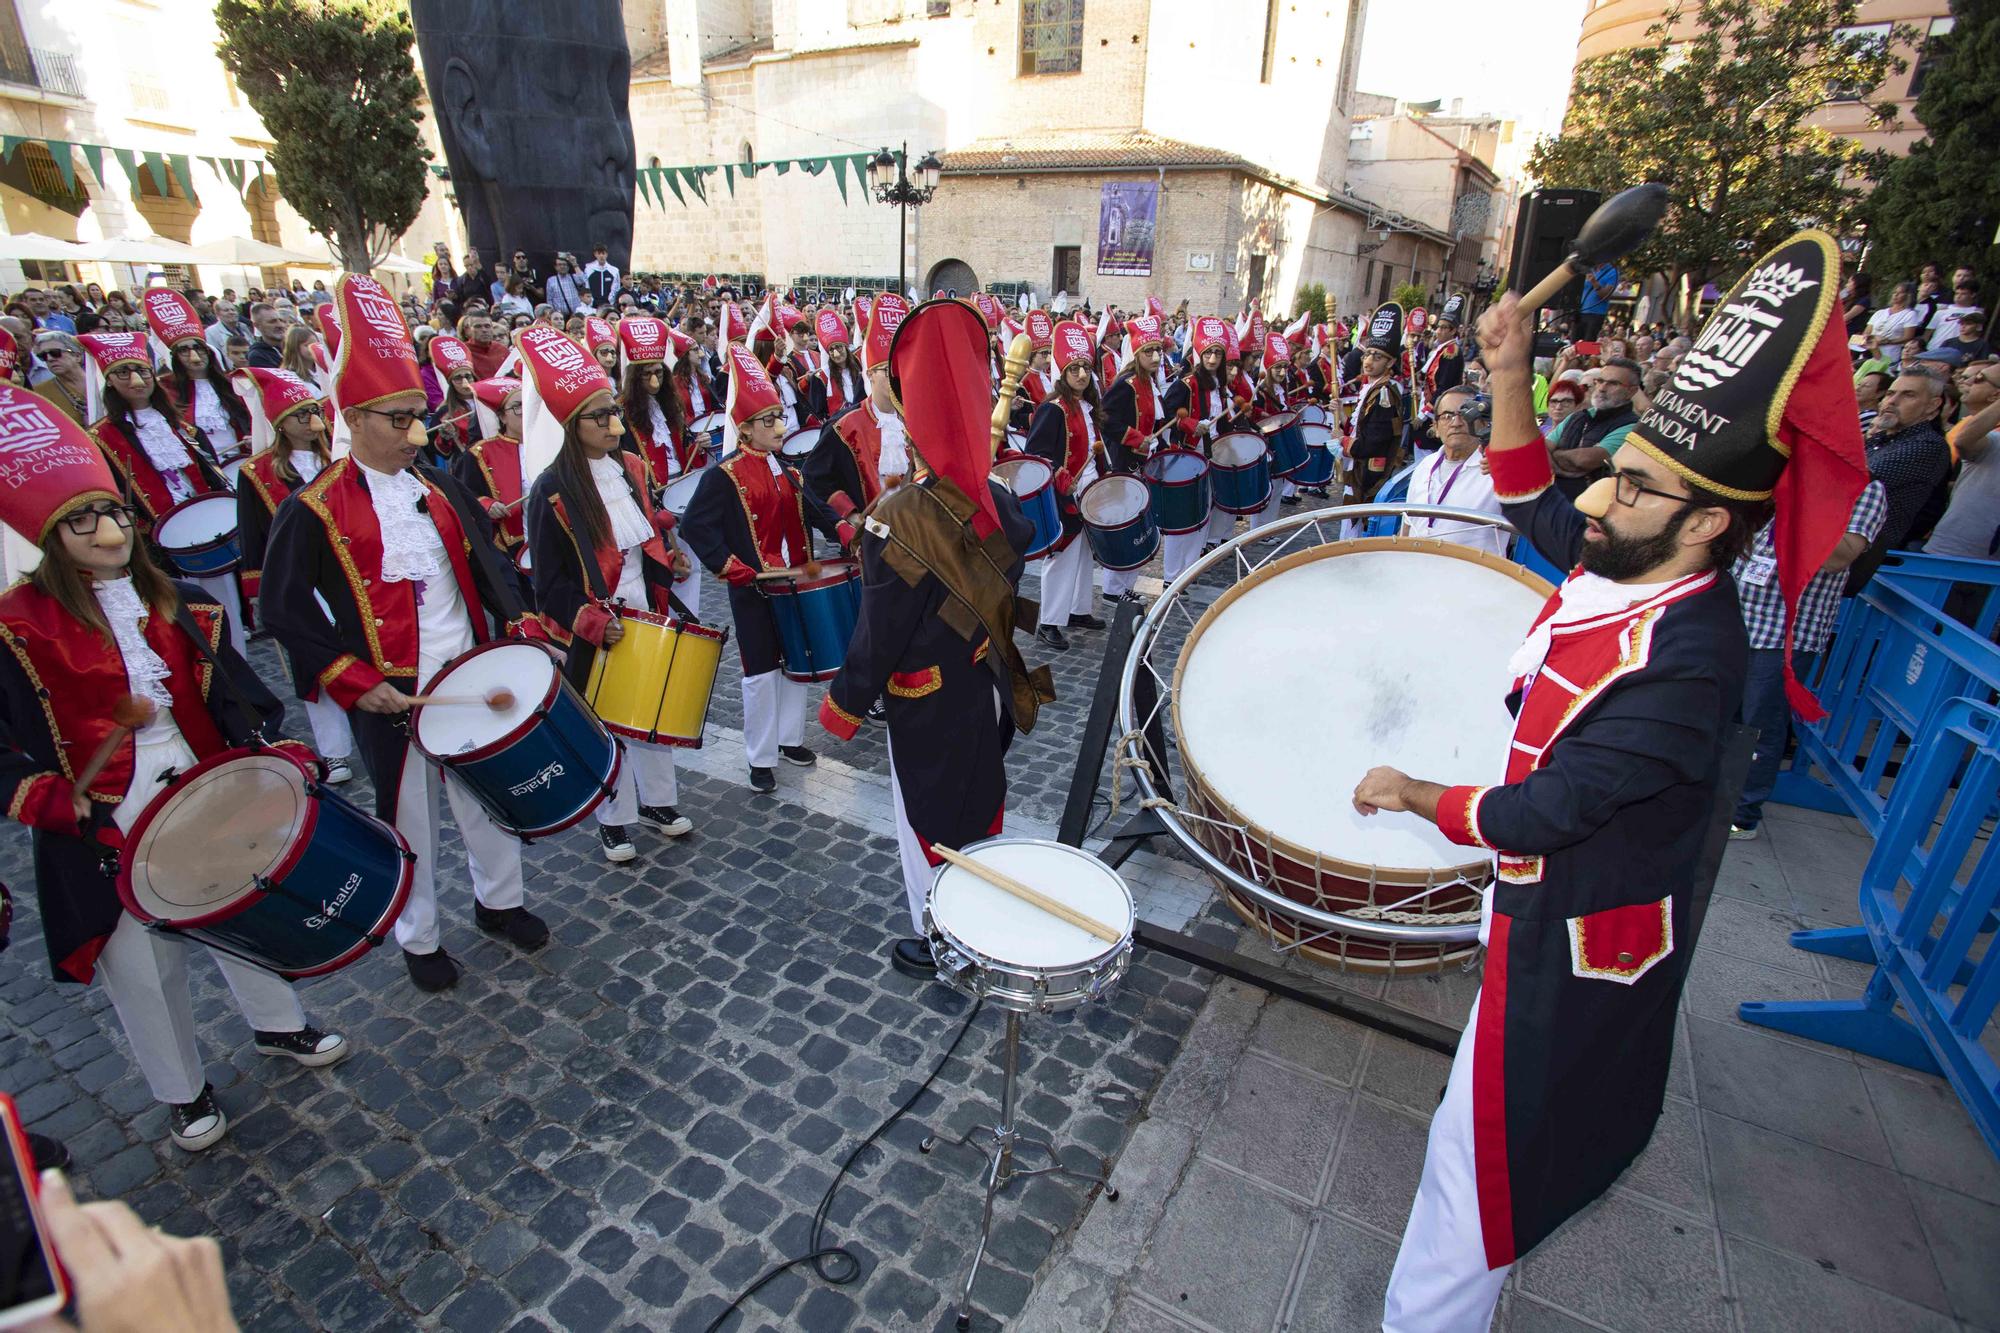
[1096,181,1157,277]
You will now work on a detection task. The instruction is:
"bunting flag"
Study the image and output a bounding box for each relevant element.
[43,139,75,193]
[662,168,686,206]
[1,137,266,205]
[633,150,880,210]
[829,154,848,204]
[723,164,735,197]
[682,166,707,203]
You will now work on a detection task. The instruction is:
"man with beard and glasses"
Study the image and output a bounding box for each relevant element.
[1352,232,1871,1332]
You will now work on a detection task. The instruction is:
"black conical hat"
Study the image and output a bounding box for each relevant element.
[1439,292,1466,326]
[1366,302,1403,355]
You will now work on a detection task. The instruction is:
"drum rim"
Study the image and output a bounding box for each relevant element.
[1142,446,1210,485]
[1079,472,1151,526]
[757,557,860,595]
[608,605,729,641]
[411,640,565,764]
[1170,535,1548,889]
[780,427,818,455]
[1209,433,1269,470]
[117,748,314,925]
[153,492,239,548]
[926,835,1136,975]
[1258,411,1301,433]
[992,454,1053,499]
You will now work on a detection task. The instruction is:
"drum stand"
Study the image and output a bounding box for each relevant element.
[921,1009,1117,1331]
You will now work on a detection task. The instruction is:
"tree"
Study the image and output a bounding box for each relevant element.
[1292,281,1328,327]
[215,0,429,274]
[1861,1,2000,294]
[1527,0,1912,304]
[1393,281,1428,311]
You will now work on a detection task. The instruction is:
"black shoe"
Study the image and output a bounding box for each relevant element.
[1115,590,1148,605]
[1201,542,1219,556]
[1280,493,1301,506]
[637,805,694,837]
[779,744,817,768]
[1036,625,1070,651]
[404,947,460,992]
[168,1084,228,1152]
[866,701,887,725]
[889,938,937,979]
[26,1133,69,1173]
[597,825,637,862]
[748,765,777,793]
[475,903,550,949]
[1068,614,1106,631]
[253,1026,351,1068]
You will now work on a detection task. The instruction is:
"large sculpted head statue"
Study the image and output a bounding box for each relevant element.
[411,0,636,276]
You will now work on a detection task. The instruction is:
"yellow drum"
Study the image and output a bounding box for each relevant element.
[583,608,727,747]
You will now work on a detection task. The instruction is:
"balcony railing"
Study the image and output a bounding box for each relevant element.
[0,45,83,97]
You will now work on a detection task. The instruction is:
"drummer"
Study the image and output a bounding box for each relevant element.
[806,309,865,425]
[584,315,621,378]
[517,327,695,864]
[80,332,244,654]
[1348,337,1407,502]
[1009,311,1055,435]
[669,323,723,452]
[1024,320,1110,650]
[148,291,251,462]
[614,315,686,489]
[680,344,853,794]
[260,274,549,995]
[816,298,1049,979]
[423,335,481,468]
[450,378,528,563]
[0,386,346,1153]
[1156,315,1232,581]
[232,367,355,784]
[802,293,909,525]
[1099,313,1170,604]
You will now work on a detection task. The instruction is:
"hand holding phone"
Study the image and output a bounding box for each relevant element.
[18,1170,237,1332]
[0,1095,63,1329]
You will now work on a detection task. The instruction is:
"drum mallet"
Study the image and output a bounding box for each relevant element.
[405,688,516,709]
[930,843,1122,944]
[71,694,157,797]
[1511,183,1670,314]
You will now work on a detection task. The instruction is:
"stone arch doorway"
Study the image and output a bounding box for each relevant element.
[926,258,978,298]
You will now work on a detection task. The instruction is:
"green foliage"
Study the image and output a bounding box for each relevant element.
[215,0,429,274]
[1291,281,1327,326]
[1393,282,1428,311]
[1862,1,2000,294]
[1527,0,1910,294]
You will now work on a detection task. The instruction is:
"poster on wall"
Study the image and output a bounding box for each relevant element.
[1096,181,1158,277]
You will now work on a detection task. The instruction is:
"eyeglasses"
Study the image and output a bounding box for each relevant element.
[749,412,785,430]
[59,504,134,536]
[577,406,622,429]
[108,365,153,381]
[1611,470,1693,508]
[358,406,424,431]
[289,404,325,422]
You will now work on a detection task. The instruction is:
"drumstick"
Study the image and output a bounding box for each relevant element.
[406,688,516,709]
[929,843,1121,944]
[72,694,156,797]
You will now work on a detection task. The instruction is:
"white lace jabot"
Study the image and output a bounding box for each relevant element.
[92,577,172,708]
[357,462,442,584]
[131,408,194,474]
[589,453,654,551]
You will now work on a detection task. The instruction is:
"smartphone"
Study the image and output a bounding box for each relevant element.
[0,1094,65,1329]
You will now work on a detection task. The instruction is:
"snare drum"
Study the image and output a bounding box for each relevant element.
[1170,537,1551,970]
[118,748,413,978]
[412,642,620,838]
[1291,423,1339,488]
[661,468,705,518]
[1209,433,1272,514]
[992,455,1060,560]
[688,411,726,458]
[583,609,727,747]
[763,559,862,683]
[781,426,818,461]
[1143,448,1211,535]
[1079,474,1158,571]
[153,493,241,576]
[1259,411,1309,479]
[924,838,1135,1013]
[514,545,533,577]
[220,458,247,491]
[1296,403,1330,429]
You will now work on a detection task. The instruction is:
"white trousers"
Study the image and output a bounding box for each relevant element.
[304,693,353,761]
[597,738,679,825]
[1383,993,1512,1332]
[1247,483,1286,531]
[1102,564,1142,598]
[390,743,526,954]
[887,739,933,935]
[672,534,702,619]
[741,668,806,769]
[1159,528,1208,583]
[1037,538,1097,627]
[193,573,248,657]
[1204,504,1238,543]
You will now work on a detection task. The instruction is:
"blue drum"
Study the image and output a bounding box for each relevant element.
[1361,461,1421,538]
[1296,403,1331,429]
[119,748,414,978]
[1291,422,1339,488]
[1259,411,1309,479]
[764,558,864,683]
[993,454,1061,560]
[153,493,241,576]
[1143,448,1211,535]
[1079,474,1159,571]
[414,642,621,839]
[1210,433,1273,514]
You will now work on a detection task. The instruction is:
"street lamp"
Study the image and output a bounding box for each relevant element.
[870,141,942,296]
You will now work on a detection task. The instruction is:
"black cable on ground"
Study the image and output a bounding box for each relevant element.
[701,997,988,1333]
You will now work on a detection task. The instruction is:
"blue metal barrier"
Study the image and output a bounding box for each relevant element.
[1741,696,2000,1161]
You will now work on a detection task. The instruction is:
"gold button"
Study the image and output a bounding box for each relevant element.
[1617,951,1635,964]
[373,617,384,627]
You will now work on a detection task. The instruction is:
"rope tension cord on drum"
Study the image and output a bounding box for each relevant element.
[700,998,987,1333]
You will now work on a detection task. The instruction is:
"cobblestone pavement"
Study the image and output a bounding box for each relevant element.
[0,503,1314,1332]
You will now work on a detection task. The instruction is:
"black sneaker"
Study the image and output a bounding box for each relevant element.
[1281,493,1301,506]
[1068,614,1106,631]
[866,701,887,725]
[404,947,460,992]
[1036,625,1069,651]
[637,804,694,837]
[169,1084,228,1152]
[597,825,637,863]
[475,903,550,949]
[779,744,817,767]
[1201,542,1219,556]
[253,1026,351,1068]
[889,937,937,979]
[748,765,777,793]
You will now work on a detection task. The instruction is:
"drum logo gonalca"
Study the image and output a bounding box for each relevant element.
[303,873,366,930]
[507,761,566,798]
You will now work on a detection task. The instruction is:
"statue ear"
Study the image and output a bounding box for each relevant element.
[441,57,495,180]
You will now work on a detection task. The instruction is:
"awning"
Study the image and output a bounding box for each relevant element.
[0,232,88,261]
[186,235,326,266]
[71,235,202,264]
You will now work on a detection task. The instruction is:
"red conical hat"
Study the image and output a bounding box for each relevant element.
[887,299,1001,538]
[230,367,322,453]
[585,316,618,352]
[854,295,873,331]
[471,377,520,439]
[319,298,343,368]
[429,335,474,378]
[972,293,1003,330]
[1125,315,1166,353]
[725,342,782,425]
[142,289,204,349]
[815,309,850,351]
[80,331,151,376]
[1221,322,1241,360]
[1147,296,1167,322]
[1190,316,1228,356]
[1025,310,1054,350]
[779,303,808,333]
[330,274,422,412]
[517,324,614,491]
[861,293,909,374]
[716,301,746,344]
[1264,332,1289,365]
[617,316,672,367]
[1052,320,1095,374]
[0,383,122,543]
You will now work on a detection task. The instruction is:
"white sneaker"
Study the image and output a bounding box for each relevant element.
[1728,824,1759,841]
[325,760,353,785]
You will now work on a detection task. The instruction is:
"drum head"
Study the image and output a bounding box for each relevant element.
[1146,450,1207,484]
[1081,474,1149,525]
[994,456,1051,497]
[1175,541,1547,875]
[1260,411,1299,433]
[781,428,817,458]
[662,470,704,516]
[931,840,1133,969]
[126,753,309,920]
[1210,434,1267,468]
[1300,423,1336,449]
[157,495,237,547]
[414,644,555,755]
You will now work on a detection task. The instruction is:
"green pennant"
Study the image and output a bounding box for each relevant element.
[634,167,653,207]
[723,164,735,197]
[220,158,248,197]
[139,149,169,195]
[168,154,195,203]
[854,153,876,202]
[740,158,760,177]
[773,159,792,176]
[799,157,825,175]
[0,136,22,161]
[830,154,849,204]
[112,146,143,194]
[43,140,76,194]
[682,166,706,203]
[662,168,686,206]
[78,142,103,186]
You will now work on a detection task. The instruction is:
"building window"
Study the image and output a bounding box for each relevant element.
[1908,16,1954,100]
[20,259,69,283]
[927,0,951,14]
[1260,0,1279,83]
[1020,0,1083,76]
[1828,23,1890,103]
[1246,255,1267,302]
[1052,245,1081,297]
